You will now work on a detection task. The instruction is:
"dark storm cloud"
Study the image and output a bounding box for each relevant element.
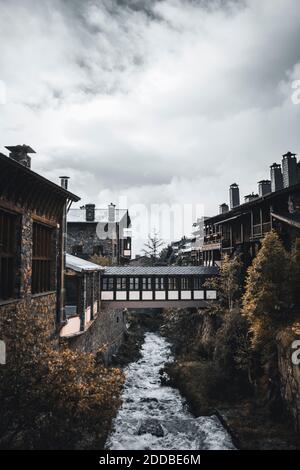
[1,0,300,229]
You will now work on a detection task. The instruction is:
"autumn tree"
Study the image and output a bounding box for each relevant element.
[0,308,124,449]
[242,230,291,350]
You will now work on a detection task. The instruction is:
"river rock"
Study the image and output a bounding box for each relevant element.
[140,397,159,403]
[138,419,164,437]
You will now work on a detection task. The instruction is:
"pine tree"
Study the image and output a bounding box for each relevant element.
[206,254,243,311]
[289,237,300,310]
[242,230,290,350]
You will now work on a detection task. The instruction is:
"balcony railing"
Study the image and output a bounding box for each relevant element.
[204,233,222,244]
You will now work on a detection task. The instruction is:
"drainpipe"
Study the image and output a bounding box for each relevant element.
[59,176,70,325]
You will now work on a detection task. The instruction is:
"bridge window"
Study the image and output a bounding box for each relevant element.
[142,277,152,290]
[193,277,202,290]
[180,277,190,290]
[102,277,114,290]
[168,277,178,290]
[116,277,127,290]
[155,277,165,290]
[129,277,139,290]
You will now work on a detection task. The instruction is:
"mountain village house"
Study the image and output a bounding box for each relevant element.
[203,152,300,266]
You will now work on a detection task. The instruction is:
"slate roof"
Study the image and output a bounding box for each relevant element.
[103,266,219,276]
[68,208,129,223]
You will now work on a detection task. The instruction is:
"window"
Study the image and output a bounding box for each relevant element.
[116,277,127,290]
[0,209,17,300]
[102,277,114,290]
[129,277,139,290]
[72,245,83,256]
[181,277,190,290]
[32,223,53,294]
[168,277,177,290]
[155,277,165,290]
[93,245,103,256]
[193,277,202,290]
[142,277,152,290]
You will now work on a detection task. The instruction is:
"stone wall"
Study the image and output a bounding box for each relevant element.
[63,307,126,363]
[277,328,300,432]
[67,223,113,259]
[0,209,59,339]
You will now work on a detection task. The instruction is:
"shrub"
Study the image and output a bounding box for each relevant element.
[0,308,124,449]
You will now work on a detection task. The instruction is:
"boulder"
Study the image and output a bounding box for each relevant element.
[138,419,164,437]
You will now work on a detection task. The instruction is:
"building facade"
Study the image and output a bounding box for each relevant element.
[169,217,207,265]
[67,203,132,265]
[203,151,300,266]
[0,145,79,335]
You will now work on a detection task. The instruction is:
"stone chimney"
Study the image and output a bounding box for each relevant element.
[5,144,36,169]
[60,176,70,190]
[85,204,95,222]
[108,203,116,223]
[270,163,283,192]
[219,203,229,214]
[229,183,240,209]
[282,151,298,188]
[258,180,271,197]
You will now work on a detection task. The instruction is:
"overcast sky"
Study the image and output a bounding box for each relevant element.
[1,0,300,254]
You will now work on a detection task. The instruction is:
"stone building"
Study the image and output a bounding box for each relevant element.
[0,146,127,361]
[67,203,132,265]
[0,145,80,336]
[203,151,300,266]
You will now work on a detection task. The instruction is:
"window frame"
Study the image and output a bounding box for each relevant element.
[129,277,140,291]
[32,222,54,295]
[0,208,18,301]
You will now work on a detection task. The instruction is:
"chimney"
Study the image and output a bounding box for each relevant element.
[85,204,95,222]
[258,180,271,197]
[5,144,36,169]
[244,193,259,203]
[219,203,229,214]
[282,151,298,188]
[60,176,69,190]
[270,163,283,192]
[108,203,116,223]
[229,183,240,209]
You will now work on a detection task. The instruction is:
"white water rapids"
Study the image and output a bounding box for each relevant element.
[106,332,235,450]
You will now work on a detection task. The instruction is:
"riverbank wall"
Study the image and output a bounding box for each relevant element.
[61,307,127,363]
[161,308,300,449]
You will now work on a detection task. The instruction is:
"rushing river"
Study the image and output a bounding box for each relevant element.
[106,332,235,450]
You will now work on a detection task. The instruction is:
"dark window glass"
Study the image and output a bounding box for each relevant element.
[32,222,53,294]
[116,277,127,290]
[180,277,190,290]
[72,245,83,256]
[102,277,113,290]
[142,277,152,290]
[193,277,202,290]
[155,277,165,290]
[129,277,139,290]
[168,277,177,290]
[0,209,18,300]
